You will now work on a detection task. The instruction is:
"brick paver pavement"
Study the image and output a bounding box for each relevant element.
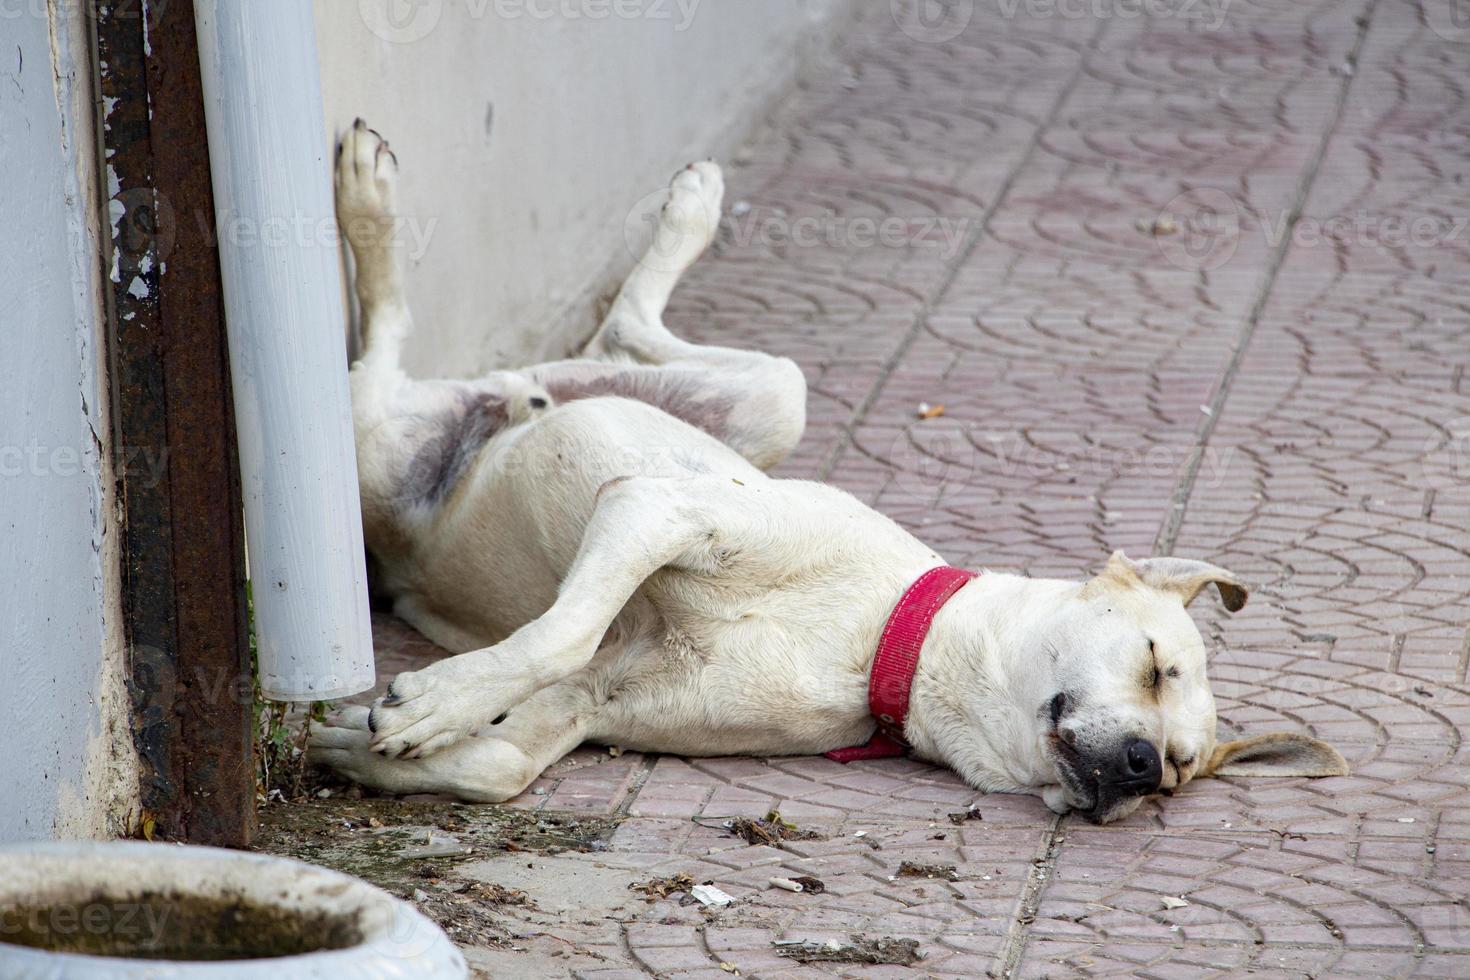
[358,2,1470,975]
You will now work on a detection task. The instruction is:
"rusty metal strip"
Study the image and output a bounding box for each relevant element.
[96,0,254,845]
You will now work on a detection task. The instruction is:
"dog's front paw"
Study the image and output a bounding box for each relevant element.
[335,118,399,248]
[366,660,490,760]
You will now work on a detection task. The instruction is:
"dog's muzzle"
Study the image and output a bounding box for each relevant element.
[1051,734,1164,823]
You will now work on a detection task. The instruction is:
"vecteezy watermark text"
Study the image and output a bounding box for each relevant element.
[996,0,1231,30]
[358,0,701,44]
[623,194,975,271]
[890,0,1230,44]
[1151,189,1470,271]
[0,900,170,948]
[0,442,169,488]
[718,210,973,258]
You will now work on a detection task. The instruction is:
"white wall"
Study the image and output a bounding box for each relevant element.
[0,5,138,841]
[316,0,843,377]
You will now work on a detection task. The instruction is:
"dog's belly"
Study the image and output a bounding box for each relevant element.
[391,397,765,647]
[584,622,879,758]
[579,565,908,758]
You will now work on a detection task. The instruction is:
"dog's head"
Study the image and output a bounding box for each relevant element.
[920,551,1347,824]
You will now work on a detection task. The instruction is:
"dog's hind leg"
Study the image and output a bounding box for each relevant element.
[526,354,806,471]
[338,119,411,384]
[522,163,807,468]
[335,122,552,550]
[582,161,725,365]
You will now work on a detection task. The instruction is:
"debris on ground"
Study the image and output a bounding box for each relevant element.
[774,936,923,965]
[897,861,960,882]
[457,882,533,907]
[790,875,826,894]
[396,830,473,859]
[690,884,736,908]
[1135,215,1179,236]
[947,805,983,824]
[723,811,825,849]
[917,402,946,420]
[629,872,695,900]
[769,876,804,892]
[1160,895,1190,910]
[400,880,534,948]
[409,884,521,948]
[253,798,623,951]
[252,798,618,896]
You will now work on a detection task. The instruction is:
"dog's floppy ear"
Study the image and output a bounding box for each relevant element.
[1201,733,1349,778]
[1095,551,1249,612]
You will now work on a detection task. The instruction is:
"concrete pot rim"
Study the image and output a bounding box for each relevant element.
[0,840,465,979]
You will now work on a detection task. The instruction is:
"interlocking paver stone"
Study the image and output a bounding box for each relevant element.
[341,1,1470,974]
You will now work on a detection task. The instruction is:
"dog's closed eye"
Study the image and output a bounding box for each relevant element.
[1144,639,1182,691]
[1145,638,1162,690]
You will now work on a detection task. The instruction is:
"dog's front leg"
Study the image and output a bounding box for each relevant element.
[365,476,718,759]
[310,680,597,802]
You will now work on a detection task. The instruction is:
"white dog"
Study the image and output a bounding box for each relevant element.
[310,122,1346,823]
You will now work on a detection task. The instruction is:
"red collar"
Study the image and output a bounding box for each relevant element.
[826,566,978,762]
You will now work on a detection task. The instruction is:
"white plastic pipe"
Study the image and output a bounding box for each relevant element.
[195,0,374,701]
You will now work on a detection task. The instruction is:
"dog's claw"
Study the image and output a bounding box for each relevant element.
[336,117,399,248]
[362,660,501,760]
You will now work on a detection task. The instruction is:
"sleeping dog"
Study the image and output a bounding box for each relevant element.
[310,121,1346,824]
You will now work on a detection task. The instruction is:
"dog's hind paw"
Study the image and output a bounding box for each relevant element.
[638,160,724,275]
[335,118,399,247]
[307,706,408,791]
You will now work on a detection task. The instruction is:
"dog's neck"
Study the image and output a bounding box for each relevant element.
[902,573,1080,793]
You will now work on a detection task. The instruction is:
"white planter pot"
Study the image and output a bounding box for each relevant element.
[0,842,466,979]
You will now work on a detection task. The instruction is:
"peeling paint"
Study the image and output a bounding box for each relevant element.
[1,0,140,841]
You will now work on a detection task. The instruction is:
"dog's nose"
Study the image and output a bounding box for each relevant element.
[1117,738,1162,792]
